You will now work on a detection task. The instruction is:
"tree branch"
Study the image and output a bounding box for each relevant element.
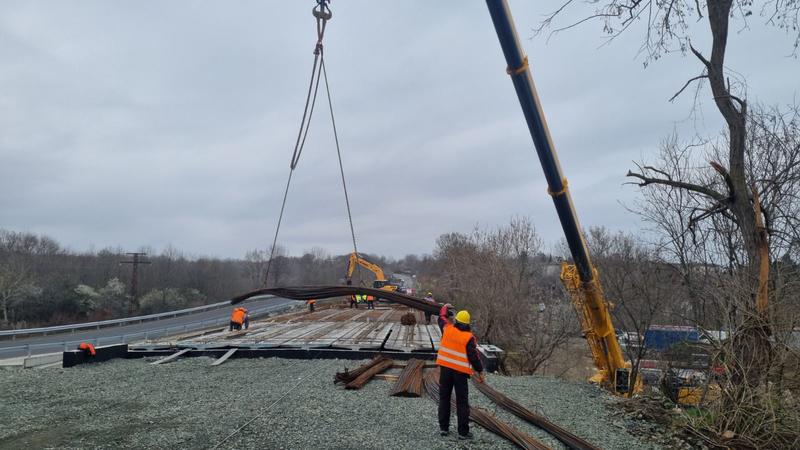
[689,42,712,69]
[670,74,708,102]
[626,170,726,201]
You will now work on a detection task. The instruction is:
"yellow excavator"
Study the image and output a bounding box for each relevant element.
[345,252,398,292]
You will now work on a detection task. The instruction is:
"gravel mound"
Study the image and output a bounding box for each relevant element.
[0,358,665,449]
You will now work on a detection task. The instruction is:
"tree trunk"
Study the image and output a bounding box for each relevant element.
[705,0,771,389]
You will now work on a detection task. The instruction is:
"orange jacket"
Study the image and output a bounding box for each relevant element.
[78,342,96,356]
[436,323,474,375]
[230,308,246,324]
[307,299,317,305]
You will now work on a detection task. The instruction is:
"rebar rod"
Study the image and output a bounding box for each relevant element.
[422,369,551,450]
[390,358,425,397]
[231,286,441,314]
[335,355,391,385]
[345,358,394,390]
[472,380,601,450]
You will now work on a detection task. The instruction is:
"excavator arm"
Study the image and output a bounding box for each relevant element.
[345,252,397,292]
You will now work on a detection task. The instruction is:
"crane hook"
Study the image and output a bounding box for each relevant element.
[312,0,332,55]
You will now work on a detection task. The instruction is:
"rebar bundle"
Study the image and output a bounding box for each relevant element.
[390,359,425,397]
[345,358,394,390]
[422,369,552,450]
[335,355,392,385]
[400,312,417,326]
[230,285,441,314]
[472,380,601,450]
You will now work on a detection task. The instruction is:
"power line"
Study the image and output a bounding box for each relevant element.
[119,252,151,314]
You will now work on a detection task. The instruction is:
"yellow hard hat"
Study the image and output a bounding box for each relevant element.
[455,310,470,325]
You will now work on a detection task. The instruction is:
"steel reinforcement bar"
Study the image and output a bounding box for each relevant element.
[472,380,601,450]
[422,369,551,450]
[230,286,441,314]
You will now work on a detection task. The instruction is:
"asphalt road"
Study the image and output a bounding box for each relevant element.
[0,296,297,359]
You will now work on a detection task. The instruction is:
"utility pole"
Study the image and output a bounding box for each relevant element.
[120,252,151,315]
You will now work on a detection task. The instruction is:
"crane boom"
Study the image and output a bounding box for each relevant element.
[485,0,630,393]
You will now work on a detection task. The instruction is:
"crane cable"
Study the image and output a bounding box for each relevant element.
[264,0,359,286]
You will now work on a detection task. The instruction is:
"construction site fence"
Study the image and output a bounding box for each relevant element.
[0,295,277,341]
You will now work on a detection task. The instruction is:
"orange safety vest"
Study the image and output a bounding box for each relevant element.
[78,342,96,356]
[230,308,246,324]
[308,299,317,305]
[436,323,474,375]
[366,296,374,301]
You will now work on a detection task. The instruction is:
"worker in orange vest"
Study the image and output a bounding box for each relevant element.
[307,299,317,312]
[229,307,247,331]
[78,342,96,356]
[366,295,375,310]
[436,303,484,440]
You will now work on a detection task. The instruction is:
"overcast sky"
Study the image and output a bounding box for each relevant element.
[1,1,797,259]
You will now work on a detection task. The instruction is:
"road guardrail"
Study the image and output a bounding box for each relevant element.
[0,300,293,359]
[0,295,275,341]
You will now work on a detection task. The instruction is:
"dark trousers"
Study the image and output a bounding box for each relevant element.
[367,301,374,310]
[229,321,241,331]
[438,366,470,436]
[425,312,432,324]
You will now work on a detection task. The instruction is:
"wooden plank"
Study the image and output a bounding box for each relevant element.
[374,373,399,381]
[308,321,364,346]
[151,348,191,365]
[210,348,237,366]
[377,309,394,322]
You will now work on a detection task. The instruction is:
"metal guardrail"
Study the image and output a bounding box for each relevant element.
[0,301,294,359]
[0,295,275,341]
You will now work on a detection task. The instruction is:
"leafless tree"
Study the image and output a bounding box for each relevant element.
[244,248,269,289]
[431,217,575,374]
[536,3,800,444]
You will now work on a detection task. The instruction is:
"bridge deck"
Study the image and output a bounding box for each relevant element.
[145,305,441,353]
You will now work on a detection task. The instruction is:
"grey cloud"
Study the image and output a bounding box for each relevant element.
[1,0,797,259]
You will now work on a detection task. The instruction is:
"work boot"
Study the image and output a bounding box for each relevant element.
[458,432,474,440]
[439,430,449,437]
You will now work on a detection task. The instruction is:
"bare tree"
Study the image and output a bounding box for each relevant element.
[538,0,800,387]
[584,227,685,392]
[266,245,288,288]
[431,217,575,374]
[0,260,34,326]
[244,248,269,289]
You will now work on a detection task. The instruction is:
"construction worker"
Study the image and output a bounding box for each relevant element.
[307,299,317,312]
[242,307,250,330]
[366,295,375,310]
[423,292,436,324]
[350,294,357,309]
[436,303,485,440]
[78,342,96,356]
[229,307,246,331]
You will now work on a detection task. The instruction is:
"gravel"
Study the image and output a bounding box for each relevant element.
[0,357,666,449]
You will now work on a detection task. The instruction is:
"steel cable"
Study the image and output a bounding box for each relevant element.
[264,0,359,286]
[321,54,360,262]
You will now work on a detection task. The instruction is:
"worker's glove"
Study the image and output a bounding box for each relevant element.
[474,372,486,383]
[439,303,452,318]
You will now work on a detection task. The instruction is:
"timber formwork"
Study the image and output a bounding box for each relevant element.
[129,305,442,359]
